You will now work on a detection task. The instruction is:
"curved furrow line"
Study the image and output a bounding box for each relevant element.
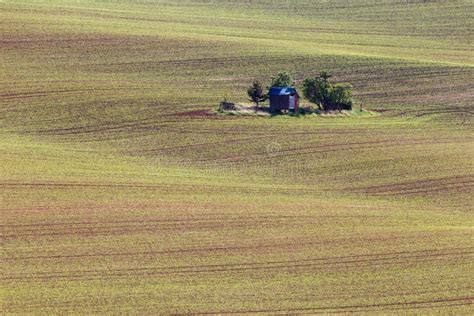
[3,249,472,281]
[196,297,474,314]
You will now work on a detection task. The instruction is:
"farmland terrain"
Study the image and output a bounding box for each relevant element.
[1,0,473,313]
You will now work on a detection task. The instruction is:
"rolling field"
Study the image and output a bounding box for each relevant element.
[1,0,474,313]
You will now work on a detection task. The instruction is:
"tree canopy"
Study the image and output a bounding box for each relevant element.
[247,80,267,109]
[270,72,295,88]
[303,72,353,110]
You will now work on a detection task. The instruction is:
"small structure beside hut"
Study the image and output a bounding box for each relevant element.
[268,87,299,113]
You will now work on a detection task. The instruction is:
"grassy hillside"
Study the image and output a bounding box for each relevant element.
[1,0,473,313]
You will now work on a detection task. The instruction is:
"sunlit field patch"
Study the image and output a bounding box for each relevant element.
[1,0,473,313]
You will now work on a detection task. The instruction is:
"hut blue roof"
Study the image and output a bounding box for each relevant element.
[268,87,299,96]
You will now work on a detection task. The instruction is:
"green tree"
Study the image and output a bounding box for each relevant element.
[303,75,331,110]
[247,80,267,110]
[303,72,353,111]
[319,71,332,81]
[329,83,353,110]
[270,71,295,88]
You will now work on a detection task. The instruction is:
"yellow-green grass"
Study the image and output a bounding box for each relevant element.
[2,131,473,313]
[1,0,473,313]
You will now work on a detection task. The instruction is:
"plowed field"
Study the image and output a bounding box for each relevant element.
[1,0,473,313]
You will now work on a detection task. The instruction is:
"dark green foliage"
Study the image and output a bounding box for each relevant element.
[319,71,332,80]
[329,83,353,110]
[247,80,267,109]
[303,72,353,110]
[270,71,295,88]
[303,76,331,110]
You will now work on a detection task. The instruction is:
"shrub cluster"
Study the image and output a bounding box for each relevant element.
[303,72,353,111]
[247,71,353,111]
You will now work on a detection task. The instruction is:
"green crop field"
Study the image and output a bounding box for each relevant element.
[1,0,473,313]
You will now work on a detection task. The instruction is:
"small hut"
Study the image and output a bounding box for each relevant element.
[268,87,299,112]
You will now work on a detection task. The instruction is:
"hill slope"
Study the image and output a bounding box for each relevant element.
[1,0,473,313]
